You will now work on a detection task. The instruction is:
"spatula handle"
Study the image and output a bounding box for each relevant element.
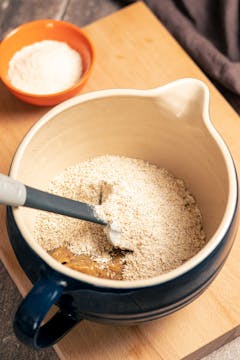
[0,173,106,225]
[0,174,27,206]
[25,186,106,225]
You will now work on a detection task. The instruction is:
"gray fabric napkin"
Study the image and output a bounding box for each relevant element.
[141,0,240,113]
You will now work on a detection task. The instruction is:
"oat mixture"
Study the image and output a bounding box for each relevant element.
[34,155,206,280]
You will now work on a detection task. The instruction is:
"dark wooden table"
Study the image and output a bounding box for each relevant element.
[0,2,124,359]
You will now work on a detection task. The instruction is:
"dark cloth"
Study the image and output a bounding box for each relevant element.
[142,0,240,113]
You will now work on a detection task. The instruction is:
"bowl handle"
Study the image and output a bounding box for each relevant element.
[13,275,80,348]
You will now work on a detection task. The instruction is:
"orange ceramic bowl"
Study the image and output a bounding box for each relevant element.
[0,19,94,106]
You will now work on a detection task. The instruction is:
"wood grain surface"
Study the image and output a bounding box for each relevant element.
[1,1,240,360]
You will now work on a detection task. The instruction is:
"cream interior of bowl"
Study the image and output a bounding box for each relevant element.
[10,80,234,287]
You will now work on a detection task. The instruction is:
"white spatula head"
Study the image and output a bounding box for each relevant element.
[104,221,133,251]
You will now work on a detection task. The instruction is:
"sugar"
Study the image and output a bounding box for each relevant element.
[8,40,82,94]
[34,155,206,280]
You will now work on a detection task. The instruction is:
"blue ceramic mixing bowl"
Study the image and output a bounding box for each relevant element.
[7,79,238,348]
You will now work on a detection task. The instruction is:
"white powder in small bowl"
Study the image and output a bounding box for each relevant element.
[8,40,82,95]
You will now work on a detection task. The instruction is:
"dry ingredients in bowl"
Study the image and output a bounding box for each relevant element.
[8,40,82,94]
[34,155,206,281]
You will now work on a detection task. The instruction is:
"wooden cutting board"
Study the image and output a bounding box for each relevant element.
[1,2,240,359]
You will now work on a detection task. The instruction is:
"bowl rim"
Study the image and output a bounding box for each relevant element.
[0,19,95,99]
[10,78,239,289]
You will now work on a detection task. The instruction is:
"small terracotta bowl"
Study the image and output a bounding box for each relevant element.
[0,19,94,106]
